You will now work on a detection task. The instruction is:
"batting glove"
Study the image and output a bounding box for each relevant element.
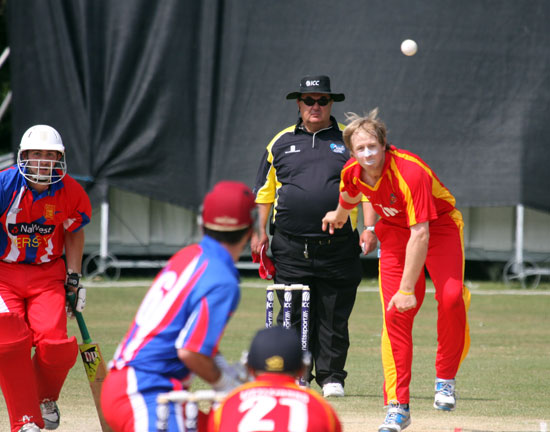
[65,270,86,314]
[214,353,250,382]
[211,370,241,393]
[212,353,246,392]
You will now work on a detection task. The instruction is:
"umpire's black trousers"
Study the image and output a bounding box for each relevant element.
[271,228,362,388]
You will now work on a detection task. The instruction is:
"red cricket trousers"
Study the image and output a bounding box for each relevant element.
[377,210,471,405]
[0,259,77,432]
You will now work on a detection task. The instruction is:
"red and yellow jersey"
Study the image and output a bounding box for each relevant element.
[0,166,91,264]
[341,146,456,227]
[208,373,342,432]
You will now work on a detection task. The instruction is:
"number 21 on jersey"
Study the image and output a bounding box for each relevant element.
[238,395,308,432]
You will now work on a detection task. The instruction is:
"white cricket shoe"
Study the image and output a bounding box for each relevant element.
[434,378,457,411]
[378,402,411,432]
[40,400,60,430]
[19,423,41,432]
[322,382,345,397]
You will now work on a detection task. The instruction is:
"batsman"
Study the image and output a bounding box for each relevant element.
[0,125,91,432]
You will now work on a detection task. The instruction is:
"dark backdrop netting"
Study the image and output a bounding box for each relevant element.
[7,0,550,211]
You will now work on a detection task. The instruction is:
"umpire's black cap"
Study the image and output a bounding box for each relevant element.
[247,326,302,373]
[285,75,345,102]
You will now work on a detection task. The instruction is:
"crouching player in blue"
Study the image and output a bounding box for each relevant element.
[0,125,91,432]
[101,181,257,432]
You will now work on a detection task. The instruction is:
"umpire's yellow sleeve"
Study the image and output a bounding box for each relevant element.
[254,126,294,204]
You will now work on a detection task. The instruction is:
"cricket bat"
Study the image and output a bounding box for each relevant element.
[72,309,113,432]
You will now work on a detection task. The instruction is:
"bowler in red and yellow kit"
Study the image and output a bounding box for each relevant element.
[322,110,470,432]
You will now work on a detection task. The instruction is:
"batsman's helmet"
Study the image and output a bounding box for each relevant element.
[17,125,67,184]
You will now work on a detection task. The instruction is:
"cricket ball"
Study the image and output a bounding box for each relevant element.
[401,39,418,56]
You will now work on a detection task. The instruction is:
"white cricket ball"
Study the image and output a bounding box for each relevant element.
[401,39,418,56]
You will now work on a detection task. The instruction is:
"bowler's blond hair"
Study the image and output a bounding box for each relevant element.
[343,108,390,151]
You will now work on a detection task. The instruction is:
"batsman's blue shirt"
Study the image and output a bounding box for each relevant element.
[110,235,240,381]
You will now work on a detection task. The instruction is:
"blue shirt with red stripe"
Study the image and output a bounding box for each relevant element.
[110,235,241,380]
[0,166,91,264]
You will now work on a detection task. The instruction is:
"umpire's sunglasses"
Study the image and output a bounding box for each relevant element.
[298,96,332,106]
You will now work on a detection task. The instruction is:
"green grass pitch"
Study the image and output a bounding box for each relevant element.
[1,277,549,431]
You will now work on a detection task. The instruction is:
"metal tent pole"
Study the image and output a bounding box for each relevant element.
[99,196,110,274]
[514,204,524,272]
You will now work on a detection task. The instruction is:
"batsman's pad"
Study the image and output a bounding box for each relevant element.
[33,336,78,401]
[0,312,31,348]
[0,313,44,430]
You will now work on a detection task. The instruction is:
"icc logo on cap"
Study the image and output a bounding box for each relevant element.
[306,80,320,86]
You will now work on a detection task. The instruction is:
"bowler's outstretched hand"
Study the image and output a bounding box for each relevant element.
[322,211,347,235]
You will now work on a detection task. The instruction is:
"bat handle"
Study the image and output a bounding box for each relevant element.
[67,292,92,344]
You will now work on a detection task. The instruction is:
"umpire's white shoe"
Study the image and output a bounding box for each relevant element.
[434,378,457,411]
[322,382,345,397]
[19,423,41,432]
[40,400,60,430]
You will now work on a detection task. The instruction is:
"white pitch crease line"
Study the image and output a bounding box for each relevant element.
[84,280,550,295]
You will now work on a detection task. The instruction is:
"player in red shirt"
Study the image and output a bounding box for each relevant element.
[322,109,470,432]
[208,326,342,432]
[0,125,91,432]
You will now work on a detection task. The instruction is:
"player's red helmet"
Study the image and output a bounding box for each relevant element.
[201,181,256,231]
[17,125,67,184]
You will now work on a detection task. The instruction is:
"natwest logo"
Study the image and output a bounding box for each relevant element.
[8,222,55,236]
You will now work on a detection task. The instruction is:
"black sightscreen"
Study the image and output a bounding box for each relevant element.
[7,0,550,211]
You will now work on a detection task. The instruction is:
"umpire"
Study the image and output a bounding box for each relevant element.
[252,75,363,397]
